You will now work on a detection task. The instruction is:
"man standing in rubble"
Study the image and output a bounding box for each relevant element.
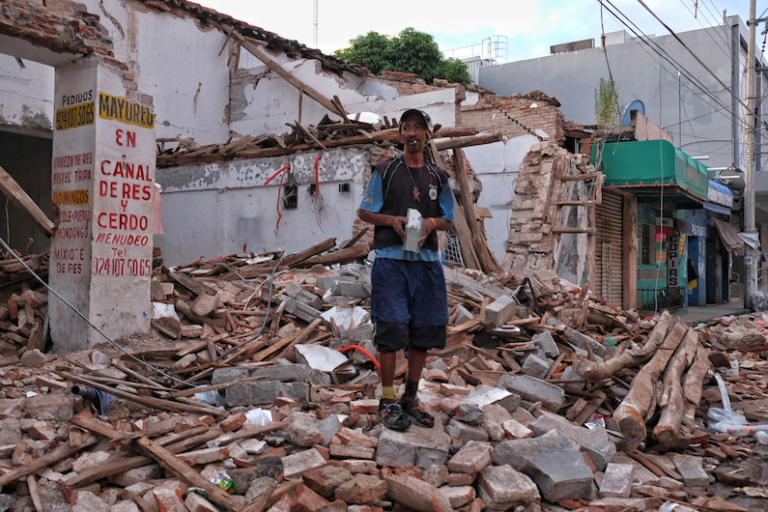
[357,109,455,430]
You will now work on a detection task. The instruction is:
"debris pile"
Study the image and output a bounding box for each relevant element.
[1,239,768,512]
[0,249,49,353]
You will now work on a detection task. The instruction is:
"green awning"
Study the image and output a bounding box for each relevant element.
[592,140,709,201]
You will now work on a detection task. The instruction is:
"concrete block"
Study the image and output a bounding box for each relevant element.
[287,412,324,447]
[316,415,342,446]
[0,418,21,445]
[561,366,585,392]
[337,282,370,298]
[424,465,449,488]
[23,394,72,420]
[466,387,520,412]
[304,466,353,499]
[340,324,374,344]
[673,455,709,488]
[212,367,249,386]
[492,435,594,502]
[283,297,322,323]
[484,296,517,328]
[477,465,540,511]
[527,412,616,471]
[444,418,489,444]
[283,448,327,479]
[521,354,551,379]
[226,381,308,407]
[497,374,565,412]
[455,403,484,425]
[447,440,492,474]
[532,331,559,358]
[453,304,473,325]
[316,275,355,291]
[251,363,309,382]
[376,417,450,470]
[284,283,323,310]
[599,463,634,498]
[564,327,616,359]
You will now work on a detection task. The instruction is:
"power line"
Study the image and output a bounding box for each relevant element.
[636,0,768,131]
[599,0,747,130]
[676,0,731,60]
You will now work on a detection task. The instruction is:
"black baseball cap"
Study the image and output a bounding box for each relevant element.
[398,109,433,139]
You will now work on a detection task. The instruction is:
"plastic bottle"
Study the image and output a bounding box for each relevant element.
[714,424,768,437]
[756,431,768,445]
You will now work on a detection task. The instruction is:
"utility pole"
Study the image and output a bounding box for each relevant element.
[745,0,758,310]
[313,0,318,49]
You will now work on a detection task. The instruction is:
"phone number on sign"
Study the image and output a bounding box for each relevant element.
[93,257,151,277]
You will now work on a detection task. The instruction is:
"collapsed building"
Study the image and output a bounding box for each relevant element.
[0,2,766,512]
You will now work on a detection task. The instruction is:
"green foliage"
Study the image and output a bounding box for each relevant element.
[334,28,471,85]
[594,78,624,128]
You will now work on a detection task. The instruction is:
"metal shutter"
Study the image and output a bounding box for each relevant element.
[594,192,623,308]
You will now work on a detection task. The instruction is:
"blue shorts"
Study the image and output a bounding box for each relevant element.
[370,258,449,353]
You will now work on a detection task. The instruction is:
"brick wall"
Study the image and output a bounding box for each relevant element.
[462,94,565,146]
[0,0,113,58]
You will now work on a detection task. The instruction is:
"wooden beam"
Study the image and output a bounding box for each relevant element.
[283,237,336,267]
[623,194,638,309]
[453,149,492,274]
[58,371,228,418]
[298,243,369,267]
[137,437,243,512]
[158,126,479,167]
[435,133,502,151]
[230,29,346,119]
[0,164,54,236]
[0,436,97,486]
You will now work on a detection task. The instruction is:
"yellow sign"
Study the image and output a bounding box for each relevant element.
[55,102,95,131]
[98,92,154,129]
[53,189,90,206]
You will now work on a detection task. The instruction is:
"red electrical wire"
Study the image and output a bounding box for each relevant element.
[337,345,380,371]
[264,165,290,185]
[275,168,290,231]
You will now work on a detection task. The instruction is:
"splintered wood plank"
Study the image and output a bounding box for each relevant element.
[137,437,243,512]
[0,164,54,236]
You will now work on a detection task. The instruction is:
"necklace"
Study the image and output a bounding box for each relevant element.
[404,160,425,202]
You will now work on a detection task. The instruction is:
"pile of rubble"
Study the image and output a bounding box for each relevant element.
[1,239,768,512]
[0,250,49,353]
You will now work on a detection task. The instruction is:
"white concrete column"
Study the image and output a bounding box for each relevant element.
[50,56,155,352]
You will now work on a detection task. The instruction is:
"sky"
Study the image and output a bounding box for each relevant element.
[193,0,753,63]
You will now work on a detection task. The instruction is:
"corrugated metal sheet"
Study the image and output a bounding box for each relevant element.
[595,193,623,308]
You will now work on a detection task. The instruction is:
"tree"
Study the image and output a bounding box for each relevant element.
[334,28,471,85]
[594,78,624,128]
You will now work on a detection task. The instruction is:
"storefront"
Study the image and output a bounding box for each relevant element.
[593,140,737,311]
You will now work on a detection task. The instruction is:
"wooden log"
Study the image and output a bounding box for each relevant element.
[27,475,43,512]
[681,342,711,431]
[283,237,336,267]
[175,300,226,328]
[233,31,347,119]
[298,243,369,267]
[166,270,218,297]
[137,437,243,512]
[0,164,54,236]
[158,126,478,167]
[58,371,228,418]
[62,426,215,487]
[435,133,503,151]
[652,329,698,449]
[613,322,688,451]
[0,436,97,486]
[162,375,266,399]
[571,310,673,380]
